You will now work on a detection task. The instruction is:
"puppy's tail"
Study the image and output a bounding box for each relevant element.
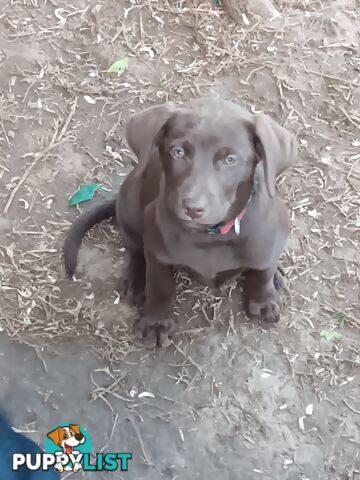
[64,197,116,277]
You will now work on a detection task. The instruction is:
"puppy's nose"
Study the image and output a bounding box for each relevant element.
[75,434,83,441]
[182,199,205,219]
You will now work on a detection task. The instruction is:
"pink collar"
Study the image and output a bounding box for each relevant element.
[219,208,247,235]
[205,184,255,236]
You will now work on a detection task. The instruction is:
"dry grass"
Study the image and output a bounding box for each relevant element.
[1,0,358,349]
[0,0,359,476]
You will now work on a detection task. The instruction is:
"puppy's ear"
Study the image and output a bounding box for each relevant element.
[253,114,297,197]
[126,102,177,166]
[69,424,81,435]
[47,427,62,446]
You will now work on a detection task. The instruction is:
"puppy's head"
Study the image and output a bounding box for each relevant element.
[47,425,85,452]
[126,98,297,228]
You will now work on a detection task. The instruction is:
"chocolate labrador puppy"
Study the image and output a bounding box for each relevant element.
[64,98,297,346]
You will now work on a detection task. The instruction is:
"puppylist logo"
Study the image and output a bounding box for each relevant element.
[12,423,132,474]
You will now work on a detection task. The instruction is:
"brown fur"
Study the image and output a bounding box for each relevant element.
[47,425,82,446]
[64,97,297,347]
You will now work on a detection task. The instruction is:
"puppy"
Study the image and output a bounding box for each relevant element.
[0,412,59,479]
[47,425,85,472]
[64,98,297,347]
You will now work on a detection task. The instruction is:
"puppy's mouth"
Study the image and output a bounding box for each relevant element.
[179,216,225,231]
[64,443,73,455]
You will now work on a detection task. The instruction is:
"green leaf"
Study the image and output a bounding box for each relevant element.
[212,0,221,5]
[68,183,102,207]
[320,329,343,341]
[105,57,129,74]
[334,311,349,327]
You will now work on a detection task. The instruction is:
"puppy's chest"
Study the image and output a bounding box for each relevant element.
[159,236,244,281]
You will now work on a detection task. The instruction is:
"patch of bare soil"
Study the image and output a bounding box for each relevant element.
[0,0,359,479]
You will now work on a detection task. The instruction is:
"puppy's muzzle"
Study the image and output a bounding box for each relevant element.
[182,198,206,219]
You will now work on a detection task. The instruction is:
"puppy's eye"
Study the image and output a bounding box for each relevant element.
[172,147,185,159]
[224,154,237,165]
[63,433,68,439]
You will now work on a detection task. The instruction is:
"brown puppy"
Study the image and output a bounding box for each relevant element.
[64,98,297,346]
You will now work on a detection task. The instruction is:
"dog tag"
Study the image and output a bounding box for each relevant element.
[234,217,241,235]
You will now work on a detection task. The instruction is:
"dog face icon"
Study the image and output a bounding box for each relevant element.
[47,425,85,472]
[47,425,85,455]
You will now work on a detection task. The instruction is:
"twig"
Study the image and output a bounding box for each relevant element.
[12,428,38,434]
[58,98,78,140]
[34,346,48,374]
[343,399,360,415]
[3,133,70,214]
[171,341,203,372]
[4,114,60,213]
[100,413,119,453]
[0,115,10,146]
[128,415,153,466]
[334,104,360,130]
[90,372,116,415]
[305,68,356,86]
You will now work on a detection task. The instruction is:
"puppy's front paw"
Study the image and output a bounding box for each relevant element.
[248,297,280,323]
[134,316,176,347]
[73,463,82,472]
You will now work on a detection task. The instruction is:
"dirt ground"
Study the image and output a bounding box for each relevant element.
[0,0,359,479]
